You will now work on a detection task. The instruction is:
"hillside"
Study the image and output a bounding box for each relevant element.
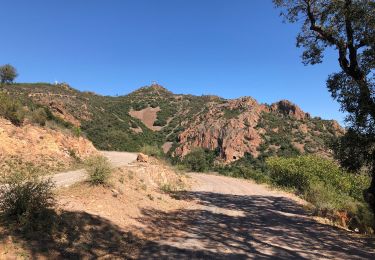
[2,83,344,164]
[0,89,97,175]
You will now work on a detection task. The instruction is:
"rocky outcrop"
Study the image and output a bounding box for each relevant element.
[175,97,267,163]
[271,100,309,120]
[174,96,343,163]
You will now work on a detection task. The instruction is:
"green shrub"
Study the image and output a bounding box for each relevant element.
[72,126,82,137]
[0,92,25,126]
[218,166,270,183]
[0,173,56,231]
[223,108,241,119]
[266,155,373,232]
[85,155,112,185]
[160,183,175,193]
[140,144,163,158]
[266,155,370,196]
[182,148,216,172]
[30,107,48,126]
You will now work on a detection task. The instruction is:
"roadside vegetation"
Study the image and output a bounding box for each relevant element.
[214,154,374,233]
[84,155,112,185]
[171,145,374,233]
[0,172,56,233]
[140,144,164,158]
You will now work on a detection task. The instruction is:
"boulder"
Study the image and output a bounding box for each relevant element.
[137,153,149,163]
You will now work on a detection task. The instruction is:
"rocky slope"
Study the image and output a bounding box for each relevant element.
[175,98,343,163]
[0,88,98,175]
[0,117,97,176]
[3,83,344,164]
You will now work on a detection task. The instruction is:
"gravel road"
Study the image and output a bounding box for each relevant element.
[52,151,137,187]
[137,173,375,259]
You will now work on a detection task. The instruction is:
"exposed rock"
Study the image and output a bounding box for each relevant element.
[175,97,267,163]
[137,153,149,163]
[299,124,308,134]
[4,83,344,165]
[0,117,97,175]
[111,189,120,197]
[271,100,308,120]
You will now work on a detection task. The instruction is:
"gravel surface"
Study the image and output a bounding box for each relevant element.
[52,151,137,187]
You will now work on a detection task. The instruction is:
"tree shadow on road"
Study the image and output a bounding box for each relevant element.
[135,191,375,259]
[1,192,374,259]
[0,209,246,259]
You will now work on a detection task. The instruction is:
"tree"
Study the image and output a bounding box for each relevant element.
[0,64,18,84]
[273,0,375,210]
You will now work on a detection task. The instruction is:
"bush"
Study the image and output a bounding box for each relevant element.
[0,92,25,126]
[266,155,373,232]
[72,126,82,137]
[0,173,56,231]
[218,166,270,183]
[30,107,48,126]
[85,155,112,185]
[182,148,216,172]
[266,155,370,196]
[140,144,163,158]
[223,108,241,119]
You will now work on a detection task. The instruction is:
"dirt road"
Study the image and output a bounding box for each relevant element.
[52,151,137,187]
[137,173,375,259]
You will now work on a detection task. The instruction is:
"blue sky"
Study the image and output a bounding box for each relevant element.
[1,0,345,122]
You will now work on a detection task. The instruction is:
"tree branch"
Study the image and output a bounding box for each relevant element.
[304,0,350,71]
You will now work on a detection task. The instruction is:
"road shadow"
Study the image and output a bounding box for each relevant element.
[135,191,375,259]
[1,192,374,259]
[1,211,141,259]
[0,209,244,259]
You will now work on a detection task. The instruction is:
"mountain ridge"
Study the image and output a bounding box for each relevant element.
[2,83,343,163]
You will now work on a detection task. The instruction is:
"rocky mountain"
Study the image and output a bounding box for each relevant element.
[3,83,344,164]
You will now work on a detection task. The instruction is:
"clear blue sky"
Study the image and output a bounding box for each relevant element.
[1,0,345,123]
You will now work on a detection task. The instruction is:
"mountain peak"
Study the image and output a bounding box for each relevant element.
[133,84,173,96]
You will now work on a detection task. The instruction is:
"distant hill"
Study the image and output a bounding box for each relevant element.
[3,83,344,163]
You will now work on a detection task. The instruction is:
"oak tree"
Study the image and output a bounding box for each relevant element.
[273,0,375,210]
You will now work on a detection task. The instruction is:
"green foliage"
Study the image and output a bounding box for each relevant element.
[223,108,241,119]
[217,153,269,183]
[0,64,18,84]
[72,126,82,137]
[266,155,370,198]
[266,155,373,232]
[154,102,176,127]
[132,102,148,111]
[0,92,25,125]
[85,155,112,185]
[160,183,175,193]
[140,144,163,158]
[256,112,302,158]
[29,107,48,126]
[0,173,56,231]
[274,0,375,212]
[182,148,217,172]
[219,166,269,183]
